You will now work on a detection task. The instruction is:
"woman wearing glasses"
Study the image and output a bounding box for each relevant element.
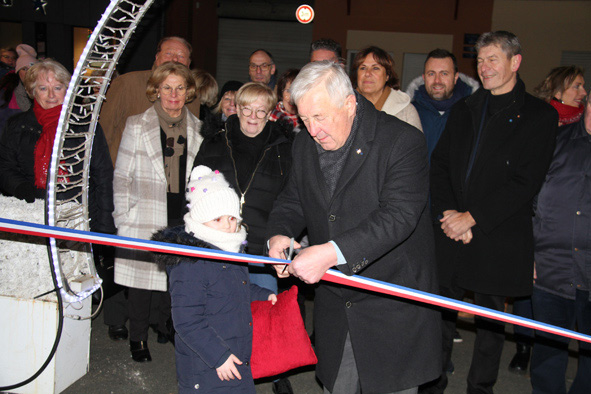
[113,62,203,362]
[193,82,293,295]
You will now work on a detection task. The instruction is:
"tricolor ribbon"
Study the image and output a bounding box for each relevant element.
[1,217,590,344]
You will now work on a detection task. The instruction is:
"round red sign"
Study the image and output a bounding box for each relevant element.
[296,4,314,24]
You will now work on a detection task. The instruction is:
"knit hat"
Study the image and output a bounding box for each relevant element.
[184,166,246,252]
[218,80,243,104]
[15,44,38,72]
[185,165,241,225]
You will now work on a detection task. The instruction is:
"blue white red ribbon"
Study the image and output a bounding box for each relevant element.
[1,217,590,344]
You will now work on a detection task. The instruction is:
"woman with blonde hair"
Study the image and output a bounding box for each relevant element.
[113,61,203,362]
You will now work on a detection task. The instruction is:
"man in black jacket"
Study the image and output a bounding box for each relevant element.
[267,61,441,394]
[428,31,558,394]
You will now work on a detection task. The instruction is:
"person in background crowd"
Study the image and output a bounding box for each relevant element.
[427,31,557,394]
[506,65,587,376]
[0,59,116,297]
[193,82,294,394]
[0,45,39,137]
[268,61,441,394]
[351,46,423,131]
[309,38,344,66]
[248,49,277,90]
[530,96,591,394]
[269,68,303,132]
[0,47,17,79]
[99,36,200,164]
[406,49,480,158]
[113,62,203,363]
[212,80,243,122]
[535,65,587,126]
[191,69,218,121]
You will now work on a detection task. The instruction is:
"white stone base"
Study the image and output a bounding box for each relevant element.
[0,295,91,394]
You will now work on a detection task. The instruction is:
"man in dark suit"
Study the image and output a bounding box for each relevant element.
[428,31,558,394]
[266,61,441,394]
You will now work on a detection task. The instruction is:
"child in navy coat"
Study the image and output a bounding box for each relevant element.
[153,165,277,393]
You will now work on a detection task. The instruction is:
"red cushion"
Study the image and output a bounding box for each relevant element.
[250,285,317,379]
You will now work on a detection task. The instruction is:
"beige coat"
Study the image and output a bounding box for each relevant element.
[113,106,203,291]
[381,88,423,132]
[99,70,201,165]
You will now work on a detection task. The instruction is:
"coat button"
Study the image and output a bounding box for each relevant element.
[346,301,352,308]
[329,214,336,221]
[249,321,252,326]
[242,280,247,285]
[245,361,249,366]
[576,211,581,215]
[194,384,199,389]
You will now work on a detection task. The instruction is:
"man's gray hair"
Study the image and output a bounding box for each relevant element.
[290,61,354,108]
[475,31,521,58]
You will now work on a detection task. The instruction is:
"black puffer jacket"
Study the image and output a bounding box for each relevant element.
[193,114,293,255]
[0,108,115,233]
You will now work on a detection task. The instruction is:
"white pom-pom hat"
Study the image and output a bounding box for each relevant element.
[185,165,241,224]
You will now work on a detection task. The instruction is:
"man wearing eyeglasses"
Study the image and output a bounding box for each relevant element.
[100,36,200,165]
[248,49,277,90]
[0,47,17,79]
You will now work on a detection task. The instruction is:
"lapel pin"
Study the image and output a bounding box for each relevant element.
[356,148,363,155]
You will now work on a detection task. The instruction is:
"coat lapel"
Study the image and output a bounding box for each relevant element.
[140,106,166,182]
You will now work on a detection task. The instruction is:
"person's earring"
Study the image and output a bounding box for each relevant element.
[157,93,160,99]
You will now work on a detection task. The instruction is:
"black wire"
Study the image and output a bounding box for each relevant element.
[0,236,65,390]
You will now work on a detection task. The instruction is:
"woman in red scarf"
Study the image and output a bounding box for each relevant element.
[534,65,587,126]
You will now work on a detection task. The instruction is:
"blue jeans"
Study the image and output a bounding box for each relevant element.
[512,296,534,344]
[531,288,591,394]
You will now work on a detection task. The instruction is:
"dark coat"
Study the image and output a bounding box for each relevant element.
[153,226,272,394]
[0,108,115,233]
[266,94,441,393]
[533,118,591,300]
[193,114,293,256]
[430,78,557,297]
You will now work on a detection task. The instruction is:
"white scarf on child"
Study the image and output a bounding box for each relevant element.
[184,216,247,253]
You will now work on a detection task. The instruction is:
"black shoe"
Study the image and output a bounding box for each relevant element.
[508,343,530,375]
[273,378,293,394]
[130,340,152,362]
[108,325,128,341]
[156,330,169,344]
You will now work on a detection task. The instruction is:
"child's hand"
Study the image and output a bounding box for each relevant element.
[268,294,277,305]
[216,354,243,381]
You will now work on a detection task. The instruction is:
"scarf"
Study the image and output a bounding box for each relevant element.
[184,218,247,253]
[153,100,187,193]
[371,88,390,111]
[33,100,62,189]
[14,82,32,111]
[550,99,584,126]
[417,84,466,112]
[269,102,301,130]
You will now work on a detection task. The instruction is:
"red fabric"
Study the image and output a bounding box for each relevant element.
[250,285,317,379]
[32,100,63,189]
[550,99,584,126]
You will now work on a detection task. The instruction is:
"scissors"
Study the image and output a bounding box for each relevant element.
[281,237,295,274]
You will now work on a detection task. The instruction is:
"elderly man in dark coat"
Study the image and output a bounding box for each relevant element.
[266,61,441,394]
[428,31,558,394]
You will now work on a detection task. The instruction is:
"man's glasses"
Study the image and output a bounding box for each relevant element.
[240,106,268,119]
[249,63,273,71]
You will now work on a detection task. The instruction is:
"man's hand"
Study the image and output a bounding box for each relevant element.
[216,354,242,381]
[289,242,337,284]
[268,235,301,278]
[440,210,476,242]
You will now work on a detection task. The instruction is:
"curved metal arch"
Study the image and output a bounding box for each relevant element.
[46,0,156,302]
